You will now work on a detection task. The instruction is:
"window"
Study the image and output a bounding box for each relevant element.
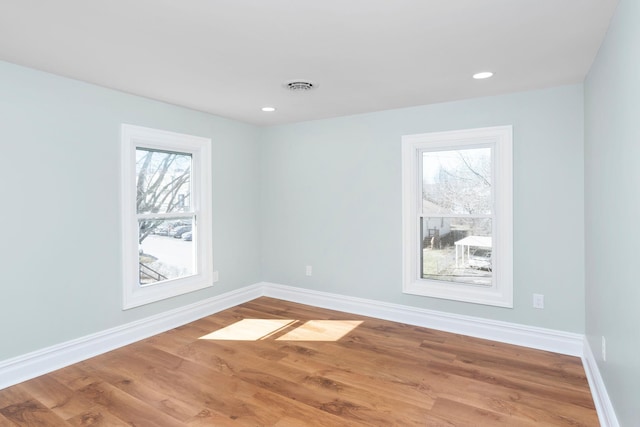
[402,126,513,307]
[121,124,214,309]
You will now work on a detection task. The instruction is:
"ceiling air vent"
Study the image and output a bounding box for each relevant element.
[284,80,316,91]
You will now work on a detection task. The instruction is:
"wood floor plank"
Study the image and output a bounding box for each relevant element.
[420,338,590,390]
[428,358,595,410]
[237,364,433,426]
[0,297,599,426]
[76,380,186,427]
[420,364,597,425]
[85,353,206,423]
[431,397,540,427]
[0,386,33,409]
[0,412,16,427]
[114,345,306,426]
[48,363,101,392]
[18,374,96,421]
[460,379,600,425]
[0,396,70,427]
[65,405,133,427]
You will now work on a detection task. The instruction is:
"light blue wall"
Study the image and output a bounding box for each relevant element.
[0,61,261,360]
[584,0,640,424]
[260,85,585,332]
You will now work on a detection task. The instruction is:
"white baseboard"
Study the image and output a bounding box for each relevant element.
[0,283,263,391]
[261,282,584,357]
[582,338,620,427]
[0,281,586,393]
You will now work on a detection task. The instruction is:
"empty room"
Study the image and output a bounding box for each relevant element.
[0,1,637,426]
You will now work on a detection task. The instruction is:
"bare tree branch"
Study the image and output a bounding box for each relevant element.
[136,150,191,243]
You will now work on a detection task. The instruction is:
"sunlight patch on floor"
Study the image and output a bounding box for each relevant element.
[276,320,363,341]
[198,319,363,341]
[199,319,296,341]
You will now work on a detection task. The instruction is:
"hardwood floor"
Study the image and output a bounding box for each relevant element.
[0,297,598,426]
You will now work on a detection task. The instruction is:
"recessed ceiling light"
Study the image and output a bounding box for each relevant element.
[261,106,276,112]
[473,71,494,80]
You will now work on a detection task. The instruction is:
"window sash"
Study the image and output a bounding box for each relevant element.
[136,212,197,220]
[418,144,494,216]
[419,213,492,219]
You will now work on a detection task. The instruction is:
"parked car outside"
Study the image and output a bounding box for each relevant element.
[182,231,192,241]
[170,225,191,238]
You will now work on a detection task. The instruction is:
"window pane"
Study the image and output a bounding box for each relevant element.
[136,148,192,214]
[138,218,194,285]
[421,217,492,286]
[422,148,491,215]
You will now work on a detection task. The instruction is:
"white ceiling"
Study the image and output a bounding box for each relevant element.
[0,0,618,126]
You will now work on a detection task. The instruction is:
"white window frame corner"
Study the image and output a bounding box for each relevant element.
[120,124,213,310]
[401,125,513,308]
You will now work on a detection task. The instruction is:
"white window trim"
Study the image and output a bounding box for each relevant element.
[401,126,513,308]
[121,124,214,310]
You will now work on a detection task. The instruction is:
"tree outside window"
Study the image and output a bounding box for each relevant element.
[421,147,492,286]
[136,148,194,285]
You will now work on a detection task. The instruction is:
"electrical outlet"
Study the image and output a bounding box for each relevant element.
[305,265,312,276]
[533,293,544,309]
[602,336,606,361]
[212,271,219,282]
